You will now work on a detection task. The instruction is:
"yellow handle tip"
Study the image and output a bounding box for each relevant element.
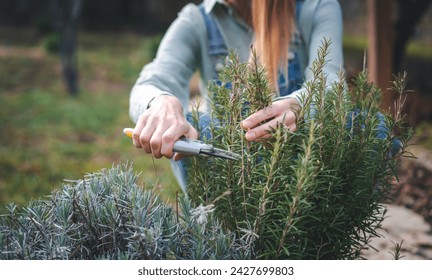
[123,128,133,138]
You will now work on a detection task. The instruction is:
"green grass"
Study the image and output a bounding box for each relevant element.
[0,30,177,209]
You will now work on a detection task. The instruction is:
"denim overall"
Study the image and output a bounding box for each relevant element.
[171,1,306,191]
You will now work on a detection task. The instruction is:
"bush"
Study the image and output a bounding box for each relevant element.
[187,41,412,259]
[0,163,253,260]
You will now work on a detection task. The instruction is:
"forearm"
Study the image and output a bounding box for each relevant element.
[129,3,203,123]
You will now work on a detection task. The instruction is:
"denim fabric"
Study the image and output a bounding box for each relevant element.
[278,51,303,96]
[278,0,304,96]
[199,3,228,81]
[346,110,403,158]
[199,4,227,58]
[171,112,213,191]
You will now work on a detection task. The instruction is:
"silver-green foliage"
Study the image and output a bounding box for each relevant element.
[187,40,412,259]
[0,163,253,260]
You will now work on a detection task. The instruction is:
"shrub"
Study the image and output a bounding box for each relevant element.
[0,163,253,260]
[187,40,412,259]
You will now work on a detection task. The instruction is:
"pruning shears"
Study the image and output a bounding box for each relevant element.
[123,128,240,160]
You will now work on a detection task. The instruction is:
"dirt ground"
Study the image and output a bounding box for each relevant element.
[362,204,432,260]
[363,145,432,260]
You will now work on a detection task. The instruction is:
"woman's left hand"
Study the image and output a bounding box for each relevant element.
[240,98,300,142]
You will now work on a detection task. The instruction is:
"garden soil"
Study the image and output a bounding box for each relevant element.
[364,145,432,260]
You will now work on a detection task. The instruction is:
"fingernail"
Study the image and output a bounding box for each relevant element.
[245,132,255,141]
[242,120,250,129]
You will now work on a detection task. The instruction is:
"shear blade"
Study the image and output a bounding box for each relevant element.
[201,148,240,160]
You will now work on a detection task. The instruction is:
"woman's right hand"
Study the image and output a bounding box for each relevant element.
[132,95,198,161]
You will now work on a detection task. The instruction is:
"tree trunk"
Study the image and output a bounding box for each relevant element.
[51,0,82,95]
[367,0,395,111]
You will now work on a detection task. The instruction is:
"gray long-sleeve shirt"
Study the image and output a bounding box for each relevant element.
[129,0,344,123]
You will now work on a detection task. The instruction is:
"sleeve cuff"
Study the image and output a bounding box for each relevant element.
[273,88,307,107]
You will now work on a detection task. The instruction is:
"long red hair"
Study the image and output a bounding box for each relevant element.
[226,0,296,92]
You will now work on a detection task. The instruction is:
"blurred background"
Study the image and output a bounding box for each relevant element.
[0,0,431,258]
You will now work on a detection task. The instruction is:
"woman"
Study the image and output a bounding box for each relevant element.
[129,0,344,190]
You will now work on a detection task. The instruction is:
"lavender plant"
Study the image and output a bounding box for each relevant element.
[187,40,412,259]
[0,163,253,260]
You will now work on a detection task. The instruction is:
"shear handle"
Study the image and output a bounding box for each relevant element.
[173,137,213,156]
[123,128,213,156]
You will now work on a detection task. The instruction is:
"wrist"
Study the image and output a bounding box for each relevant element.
[147,93,174,109]
[149,94,183,113]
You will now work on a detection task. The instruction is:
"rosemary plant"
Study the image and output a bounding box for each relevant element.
[187,41,412,259]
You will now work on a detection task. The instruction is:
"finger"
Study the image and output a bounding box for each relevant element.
[245,117,281,141]
[241,105,278,130]
[159,123,189,158]
[280,110,297,128]
[254,132,273,142]
[149,123,176,159]
[173,152,188,161]
[139,120,159,154]
[245,114,296,142]
[251,120,297,143]
[172,124,198,161]
[185,124,199,140]
[132,114,148,148]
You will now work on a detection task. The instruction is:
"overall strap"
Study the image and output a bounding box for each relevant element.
[296,0,305,19]
[198,4,228,57]
[278,0,306,96]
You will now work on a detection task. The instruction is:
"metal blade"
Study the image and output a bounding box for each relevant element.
[200,148,240,160]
